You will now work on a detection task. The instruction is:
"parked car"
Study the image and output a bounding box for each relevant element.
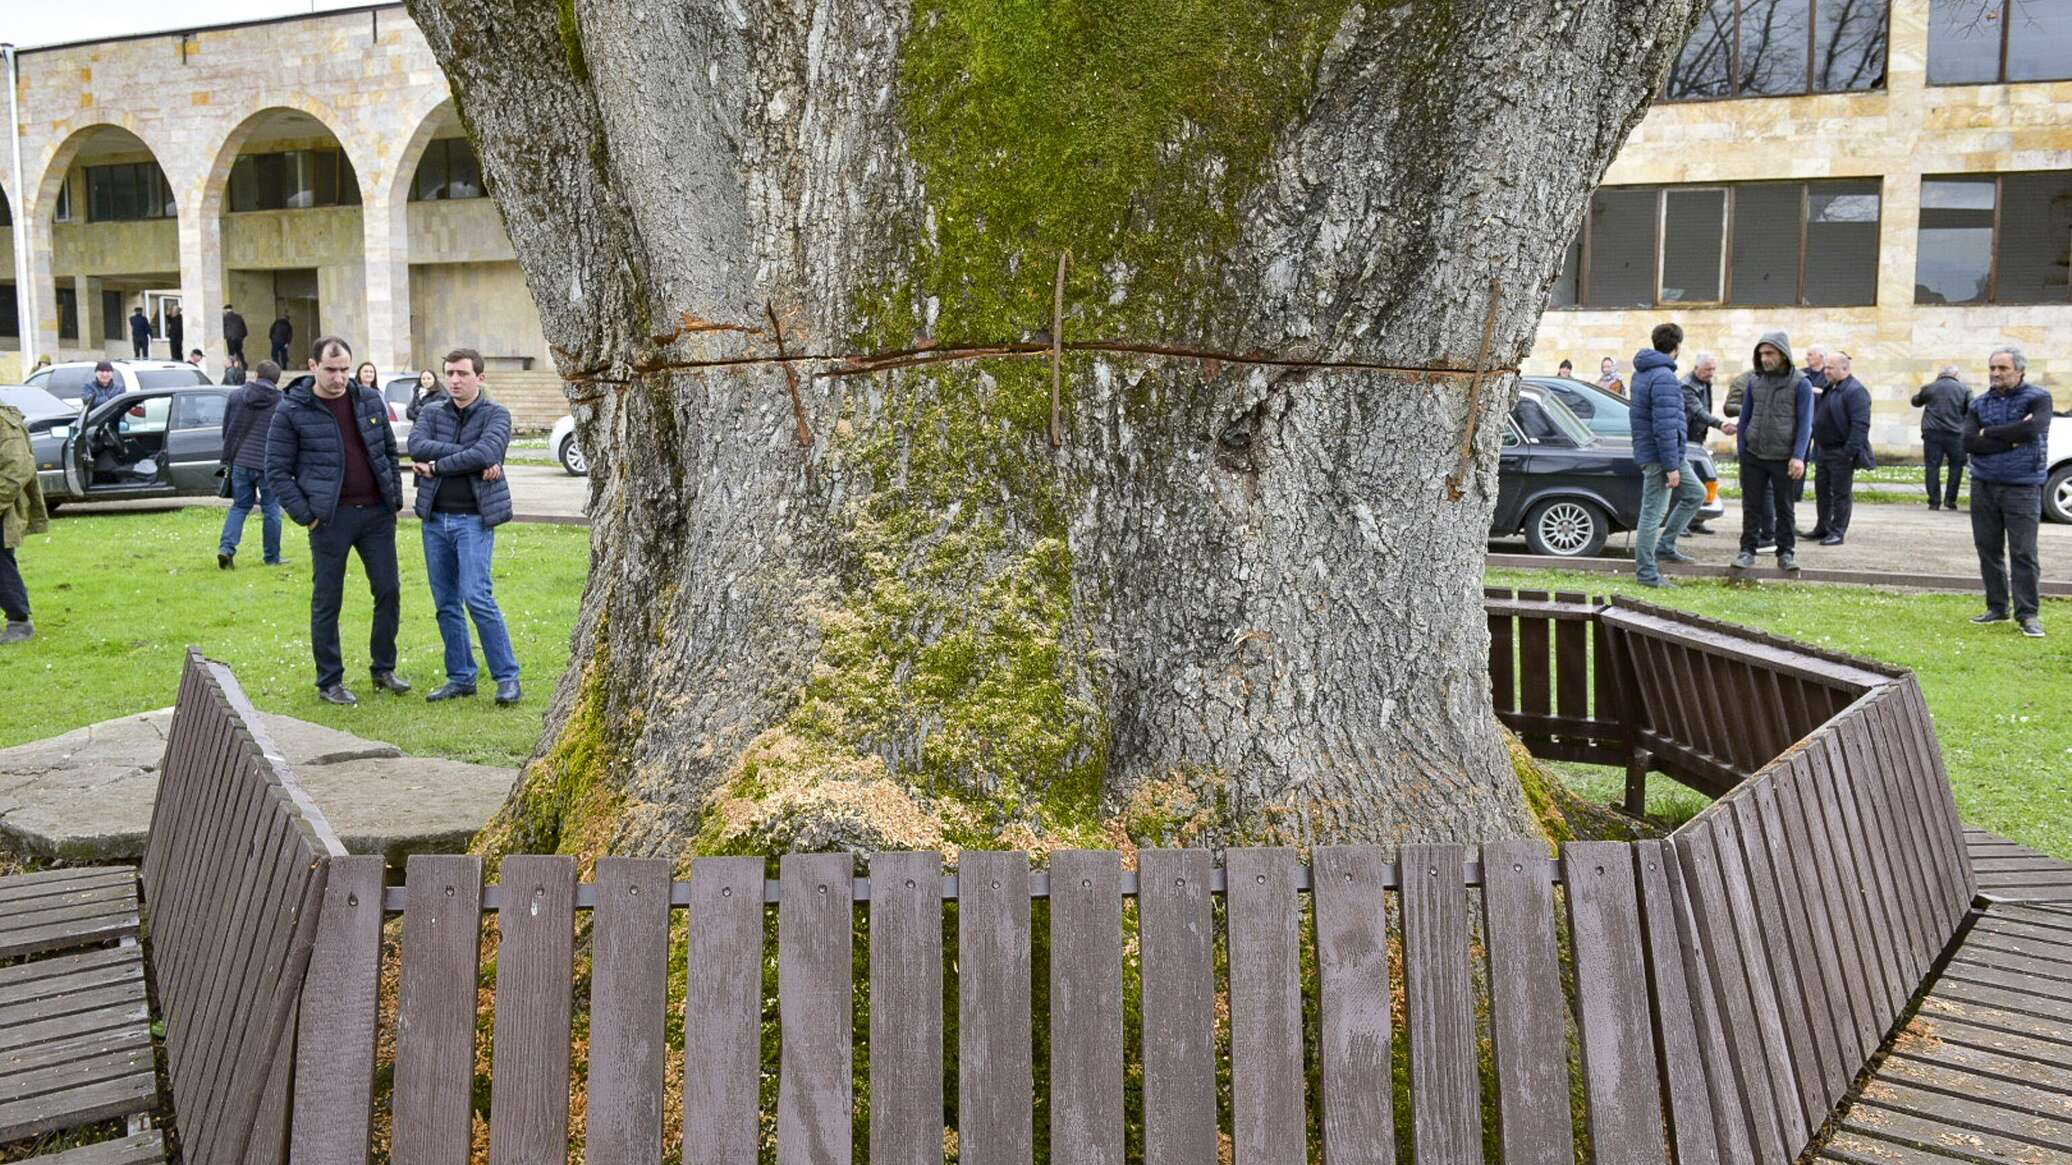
[2046,407,2071,524]
[378,375,423,445]
[1494,382,1724,557]
[550,413,587,476]
[39,385,237,507]
[1530,374,1728,522]
[1,386,84,510]
[22,359,212,403]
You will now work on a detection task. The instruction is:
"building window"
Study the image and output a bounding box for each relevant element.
[1555,179,1882,309]
[1928,0,2072,84]
[0,288,16,339]
[409,138,485,202]
[85,162,177,223]
[227,149,363,212]
[1916,172,2072,304]
[103,291,126,342]
[54,182,72,223]
[56,287,78,341]
[1666,0,1889,99]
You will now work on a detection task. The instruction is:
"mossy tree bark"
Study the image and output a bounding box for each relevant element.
[408,0,1698,861]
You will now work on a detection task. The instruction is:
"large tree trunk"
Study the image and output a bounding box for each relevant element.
[409,0,1696,860]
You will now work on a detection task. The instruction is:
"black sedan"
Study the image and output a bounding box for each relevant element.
[35,385,235,508]
[1494,383,1724,557]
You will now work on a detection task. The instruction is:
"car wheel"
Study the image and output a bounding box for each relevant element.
[558,434,588,476]
[1523,497,1608,558]
[2046,465,2072,525]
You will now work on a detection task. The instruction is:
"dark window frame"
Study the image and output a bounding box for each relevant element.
[226,148,363,214]
[409,138,487,203]
[1927,0,2072,86]
[1556,178,1883,310]
[83,161,176,223]
[1915,170,2072,305]
[1664,0,1891,102]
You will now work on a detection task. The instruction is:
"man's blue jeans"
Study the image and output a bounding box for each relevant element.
[218,465,283,563]
[422,511,520,686]
[1636,459,1705,581]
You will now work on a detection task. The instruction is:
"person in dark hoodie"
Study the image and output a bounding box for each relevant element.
[1807,351,1873,545]
[1629,323,1705,587]
[1963,346,2052,638]
[216,359,287,569]
[1912,364,1973,511]
[1730,331,1813,572]
[269,314,293,368]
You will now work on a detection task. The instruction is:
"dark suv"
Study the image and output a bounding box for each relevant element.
[1493,383,1724,557]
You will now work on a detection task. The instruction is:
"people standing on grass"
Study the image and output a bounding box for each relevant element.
[1964,347,2051,639]
[409,348,521,707]
[1808,352,1873,546]
[1679,351,1735,535]
[217,359,286,570]
[1729,332,1812,573]
[265,335,411,705]
[0,395,50,645]
[1914,365,1973,511]
[1629,323,1706,588]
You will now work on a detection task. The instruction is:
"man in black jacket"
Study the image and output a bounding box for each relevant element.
[264,336,412,705]
[128,307,152,359]
[164,304,183,361]
[1912,365,1972,510]
[1808,352,1873,545]
[222,304,248,364]
[217,360,285,569]
[1678,352,1735,534]
[269,314,293,368]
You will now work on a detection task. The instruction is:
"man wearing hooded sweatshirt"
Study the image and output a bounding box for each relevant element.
[1629,323,1704,587]
[217,359,287,569]
[1731,332,1813,571]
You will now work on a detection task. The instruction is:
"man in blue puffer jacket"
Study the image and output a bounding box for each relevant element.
[1963,346,2053,637]
[1629,322,1705,587]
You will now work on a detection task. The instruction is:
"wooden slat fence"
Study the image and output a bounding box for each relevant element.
[138,650,348,1165]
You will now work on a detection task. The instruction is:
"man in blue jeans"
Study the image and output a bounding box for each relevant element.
[217,359,286,568]
[1628,322,1707,588]
[408,347,521,705]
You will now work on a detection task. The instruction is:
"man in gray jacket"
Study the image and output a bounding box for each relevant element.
[1679,352,1735,534]
[1729,331,1814,572]
[1912,364,1972,511]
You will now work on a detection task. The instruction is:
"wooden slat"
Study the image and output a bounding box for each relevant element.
[1709,808,1811,1150]
[1788,746,1882,1067]
[290,855,385,1165]
[1762,769,1864,1091]
[1901,678,1978,903]
[0,1069,157,1141]
[1592,611,1623,732]
[487,855,576,1165]
[1837,711,1933,980]
[1675,822,1789,1165]
[1227,847,1305,1165]
[0,955,141,1011]
[0,871,135,909]
[1399,844,1481,1163]
[868,853,944,1165]
[1809,733,1909,1025]
[149,700,239,1010]
[590,857,672,1165]
[1137,849,1217,1165]
[958,851,1031,1165]
[390,854,484,1165]
[1519,613,1552,723]
[683,856,766,1165]
[158,738,264,1105]
[31,1131,166,1165]
[1489,609,1515,713]
[1049,850,1124,1165]
[1479,840,1571,1165]
[778,852,852,1165]
[1730,789,1837,1125]
[1884,686,1975,929]
[0,981,145,1032]
[1556,613,1589,729]
[1633,839,1722,1165]
[1563,841,1666,1163]
[218,835,329,1165]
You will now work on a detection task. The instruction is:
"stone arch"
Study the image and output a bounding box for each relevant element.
[197,96,366,221]
[29,115,164,218]
[387,97,467,209]
[21,117,179,361]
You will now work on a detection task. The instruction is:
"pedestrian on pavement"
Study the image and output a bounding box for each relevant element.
[128,306,152,359]
[80,361,123,413]
[221,355,247,386]
[1913,364,1973,511]
[222,304,248,364]
[1679,351,1736,534]
[1963,347,2052,638]
[264,335,412,704]
[216,359,286,570]
[164,304,183,361]
[269,314,293,368]
[1808,351,1873,545]
[405,368,445,421]
[0,396,50,645]
[1629,324,1706,588]
[409,348,522,706]
[1730,332,1812,573]
[1598,356,1626,396]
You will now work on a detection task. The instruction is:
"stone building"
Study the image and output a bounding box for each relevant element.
[0,5,565,424]
[1530,0,2072,452]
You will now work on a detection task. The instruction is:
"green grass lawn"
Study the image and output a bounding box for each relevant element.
[1490,566,2072,860]
[0,508,590,767]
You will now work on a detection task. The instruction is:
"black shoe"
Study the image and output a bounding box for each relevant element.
[1970,610,2010,625]
[371,671,413,695]
[495,680,522,706]
[1778,552,1799,571]
[1928,503,1941,511]
[1820,534,1844,546]
[1688,523,1715,535]
[2020,617,2046,638]
[318,684,358,706]
[1732,551,1756,569]
[217,553,234,570]
[426,682,477,702]
[1802,528,1829,541]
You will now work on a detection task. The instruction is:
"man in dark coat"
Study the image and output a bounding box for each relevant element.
[1963,346,2053,638]
[409,347,521,705]
[1628,323,1704,588]
[222,304,248,363]
[217,360,286,568]
[128,307,152,359]
[269,314,293,368]
[264,335,412,704]
[1678,351,1735,534]
[1912,364,1973,511]
[1730,331,1813,572]
[1808,352,1873,545]
[164,304,183,360]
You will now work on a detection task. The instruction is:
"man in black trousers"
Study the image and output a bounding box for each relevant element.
[265,336,413,704]
[1808,351,1873,545]
[1913,364,1972,511]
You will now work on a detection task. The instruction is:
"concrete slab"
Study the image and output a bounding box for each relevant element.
[0,708,509,864]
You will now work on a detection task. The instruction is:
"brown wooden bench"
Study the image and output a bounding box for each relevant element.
[130,606,2069,1165]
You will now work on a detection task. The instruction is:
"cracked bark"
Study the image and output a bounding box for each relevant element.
[408,0,1698,858]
